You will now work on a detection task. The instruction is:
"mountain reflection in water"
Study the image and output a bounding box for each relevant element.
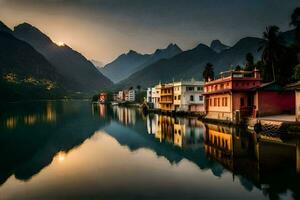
[0,101,299,200]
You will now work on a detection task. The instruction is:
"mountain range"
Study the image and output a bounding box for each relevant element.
[210,40,230,53]
[100,43,182,83]
[0,20,296,98]
[116,37,264,88]
[13,23,113,93]
[0,22,70,101]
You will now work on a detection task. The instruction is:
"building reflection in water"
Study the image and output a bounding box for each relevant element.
[147,114,205,148]
[203,123,300,197]
[2,102,57,129]
[5,117,17,129]
[113,106,136,125]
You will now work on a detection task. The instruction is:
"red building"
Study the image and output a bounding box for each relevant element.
[253,82,295,117]
[203,69,295,123]
[203,69,262,122]
[98,92,108,104]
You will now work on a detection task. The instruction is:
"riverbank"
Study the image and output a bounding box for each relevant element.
[247,117,300,136]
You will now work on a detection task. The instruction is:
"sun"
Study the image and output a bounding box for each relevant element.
[56,41,65,46]
[56,151,66,162]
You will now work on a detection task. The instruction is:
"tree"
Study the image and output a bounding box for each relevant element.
[290,7,300,47]
[258,25,285,82]
[136,85,141,91]
[245,53,254,71]
[203,63,214,82]
[293,53,300,81]
[235,65,242,71]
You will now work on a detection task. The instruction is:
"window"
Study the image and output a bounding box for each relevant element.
[178,95,181,100]
[217,98,220,107]
[214,98,217,106]
[240,97,245,107]
[187,87,194,91]
[197,86,203,91]
[199,96,203,101]
[222,98,224,106]
[190,95,194,101]
[225,97,228,106]
[174,96,177,100]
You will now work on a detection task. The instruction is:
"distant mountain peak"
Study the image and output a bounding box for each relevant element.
[153,43,182,55]
[14,22,53,46]
[0,21,12,33]
[127,50,139,55]
[167,43,180,49]
[195,43,210,50]
[210,39,230,53]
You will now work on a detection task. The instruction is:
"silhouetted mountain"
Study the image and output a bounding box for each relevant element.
[13,23,113,93]
[0,21,12,34]
[90,59,104,69]
[212,37,264,71]
[118,37,264,88]
[0,26,68,101]
[210,40,230,53]
[101,44,182,83]
[118,43,216,88]
[100,50,151,83]
[139,43,182,69]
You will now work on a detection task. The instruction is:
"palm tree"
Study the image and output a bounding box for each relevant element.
[203,63,214,82]
[258,26,285,82]
[290,7,300,46]
[245,52,254,71]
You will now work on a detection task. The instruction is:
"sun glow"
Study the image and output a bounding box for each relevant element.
[56,41,65,46]
[56,151,66,162]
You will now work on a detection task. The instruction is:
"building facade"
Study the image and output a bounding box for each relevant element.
[159,84,174,111]
[203,69,262,121]
[173,80,205,112]
[125,89,136,102]
[146,87,160,109]
[98,92,108,104]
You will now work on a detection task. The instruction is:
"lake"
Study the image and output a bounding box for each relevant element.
[0,100,299,200]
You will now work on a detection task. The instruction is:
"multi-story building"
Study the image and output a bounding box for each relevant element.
[117,90,125,101]
[98,92,108,104]
[203,69,262,121]
[159,83,174,111]
[173,80,205,112]
[146,87,160,109]
[204,69,295,122]
[125,89,136,102]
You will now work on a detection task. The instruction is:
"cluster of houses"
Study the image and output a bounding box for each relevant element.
[147,80,205,113]
[147,69,299,123]
[113,89,136,102]
[98,89,136,104]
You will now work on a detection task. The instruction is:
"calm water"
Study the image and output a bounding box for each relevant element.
[0,101,299,200]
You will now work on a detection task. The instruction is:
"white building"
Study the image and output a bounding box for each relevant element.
[146,86,160,109]
[173,80,205,112]
[125,89,136,102]
[117,90,125,101]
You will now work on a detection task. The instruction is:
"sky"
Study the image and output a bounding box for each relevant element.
[0,0,298,64]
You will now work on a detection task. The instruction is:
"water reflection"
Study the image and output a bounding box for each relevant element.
[2,102,57,129]
[0,101,109,186]
[0,102,299,200]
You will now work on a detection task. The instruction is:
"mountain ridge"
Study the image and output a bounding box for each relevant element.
[13,22,113,93]
[100,43,182,83]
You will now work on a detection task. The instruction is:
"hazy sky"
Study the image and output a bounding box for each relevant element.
[0,0,298,64]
